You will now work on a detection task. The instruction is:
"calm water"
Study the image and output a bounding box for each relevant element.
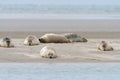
[0,63,120,80]
[0,0,120,19]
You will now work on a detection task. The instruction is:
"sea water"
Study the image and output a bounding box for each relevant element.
[0,63,120,80]
[0,0,120,31]
[0,0,120,19]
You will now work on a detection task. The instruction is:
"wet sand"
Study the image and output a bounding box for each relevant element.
[0,19,120,32]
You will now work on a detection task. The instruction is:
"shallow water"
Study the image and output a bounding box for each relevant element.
[0,63,120,80]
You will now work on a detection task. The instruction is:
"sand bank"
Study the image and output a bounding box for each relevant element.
[0,38,120,62]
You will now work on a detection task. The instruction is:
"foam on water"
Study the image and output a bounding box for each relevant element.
[0,63,120,80]
[0,14,120,19]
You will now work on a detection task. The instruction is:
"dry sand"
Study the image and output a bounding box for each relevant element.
[0,32,120,62]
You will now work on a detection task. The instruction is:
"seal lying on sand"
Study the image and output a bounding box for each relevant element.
[63,33,87,42]
[39,33,70,43]
[0,37,14,48]
[24,35,40,46]
[97,41,113,51]
[40,46,57,59]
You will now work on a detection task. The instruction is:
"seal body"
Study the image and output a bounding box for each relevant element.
[0,37,14,48]
[63,33,87,42]
[40,46,57,59]
[39,33,70,43]
[24,35,39,46]
[97,41,113,51]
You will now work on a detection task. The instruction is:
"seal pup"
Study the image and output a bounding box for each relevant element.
[40,46,57,59]
[24,35,40,46]
[97,41,113,51]
[0,37,14,48]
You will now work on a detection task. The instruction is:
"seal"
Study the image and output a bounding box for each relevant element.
[0,37,14,48]
[39,33,70,43]
[40,46,57,59]
[97,41,113,51]
[24,35,40,46]
[63,33,87,42]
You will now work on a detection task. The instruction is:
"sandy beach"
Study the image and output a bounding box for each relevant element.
[0,31,119,62]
